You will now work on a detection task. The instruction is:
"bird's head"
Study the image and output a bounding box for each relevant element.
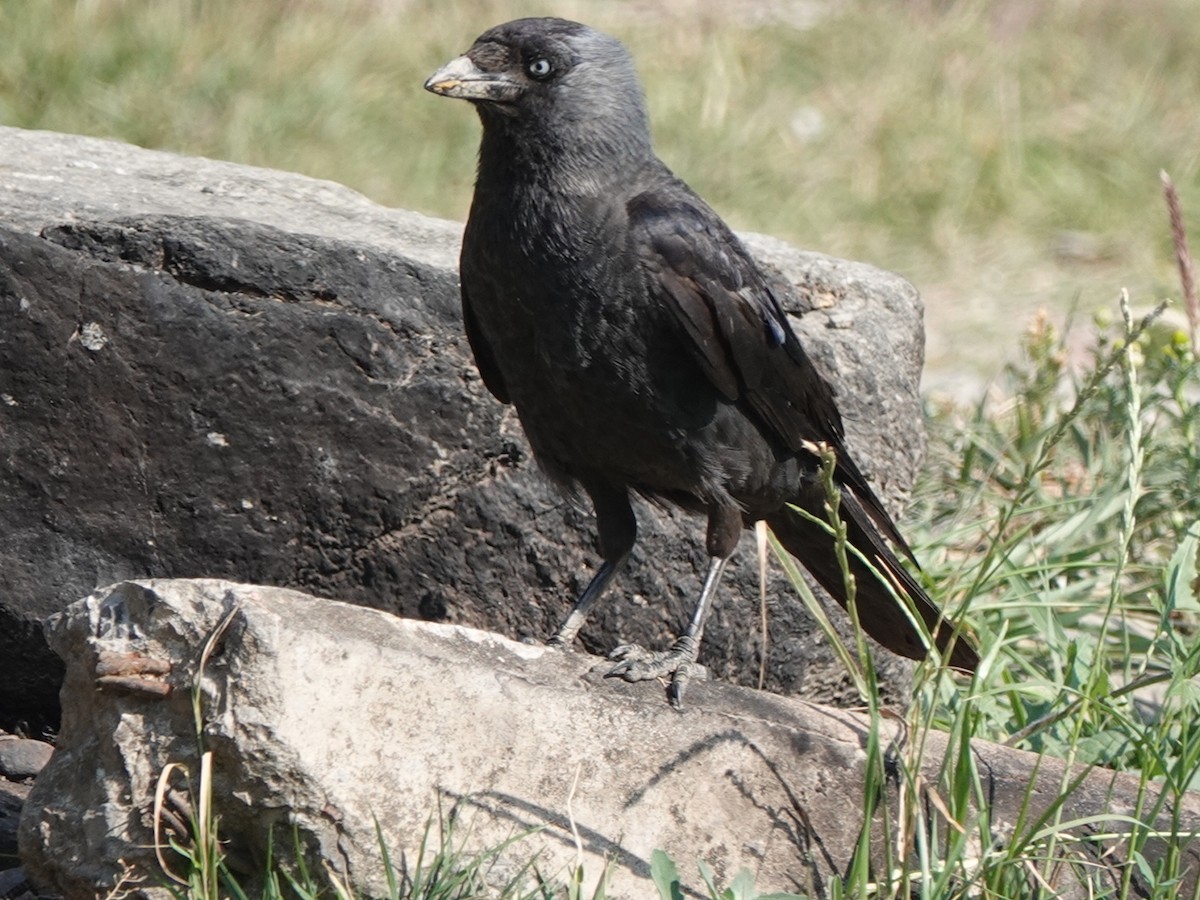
[425,18,653,165]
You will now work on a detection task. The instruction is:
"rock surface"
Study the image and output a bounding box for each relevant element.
[0,125,928,733]
[20,579,1200,899]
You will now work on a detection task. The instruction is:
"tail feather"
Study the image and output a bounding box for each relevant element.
[766,487,979,672]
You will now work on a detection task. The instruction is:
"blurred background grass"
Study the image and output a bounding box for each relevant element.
[2,0,1198,394]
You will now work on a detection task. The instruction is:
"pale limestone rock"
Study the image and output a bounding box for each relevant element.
[20,579,1200,899]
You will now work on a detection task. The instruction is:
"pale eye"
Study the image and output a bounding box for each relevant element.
[526,57,553,80]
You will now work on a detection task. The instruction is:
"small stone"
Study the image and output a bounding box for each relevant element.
[0,739,53,779]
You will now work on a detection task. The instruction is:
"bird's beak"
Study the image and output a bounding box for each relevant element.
[424,55,523,103]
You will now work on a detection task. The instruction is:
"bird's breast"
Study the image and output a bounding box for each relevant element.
[465,192,648,360]
[462,186,780,499]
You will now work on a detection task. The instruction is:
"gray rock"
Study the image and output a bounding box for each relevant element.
[0,126,927,731]
[19,579,1200,900]
[0,742,52,781]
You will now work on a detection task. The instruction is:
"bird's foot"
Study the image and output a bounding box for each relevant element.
[605,638,708,708]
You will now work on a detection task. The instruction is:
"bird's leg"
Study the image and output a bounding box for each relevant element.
[548,482,636,648]
[607,503,741,706]
[550,556,628,647]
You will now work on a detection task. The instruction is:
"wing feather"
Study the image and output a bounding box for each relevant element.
[627,185,915,560]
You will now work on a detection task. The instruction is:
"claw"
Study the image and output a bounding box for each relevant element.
[607,643,648,663]
[668,661,708,708]
[604,643,661,680]
[603,640,708,707]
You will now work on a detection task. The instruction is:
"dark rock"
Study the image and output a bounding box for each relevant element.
[0,126,929,731]
[0,779,30,866]
[0,867,29,898]
[0,742,52,781]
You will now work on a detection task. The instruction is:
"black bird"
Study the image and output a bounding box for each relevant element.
[425,18,977,701]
